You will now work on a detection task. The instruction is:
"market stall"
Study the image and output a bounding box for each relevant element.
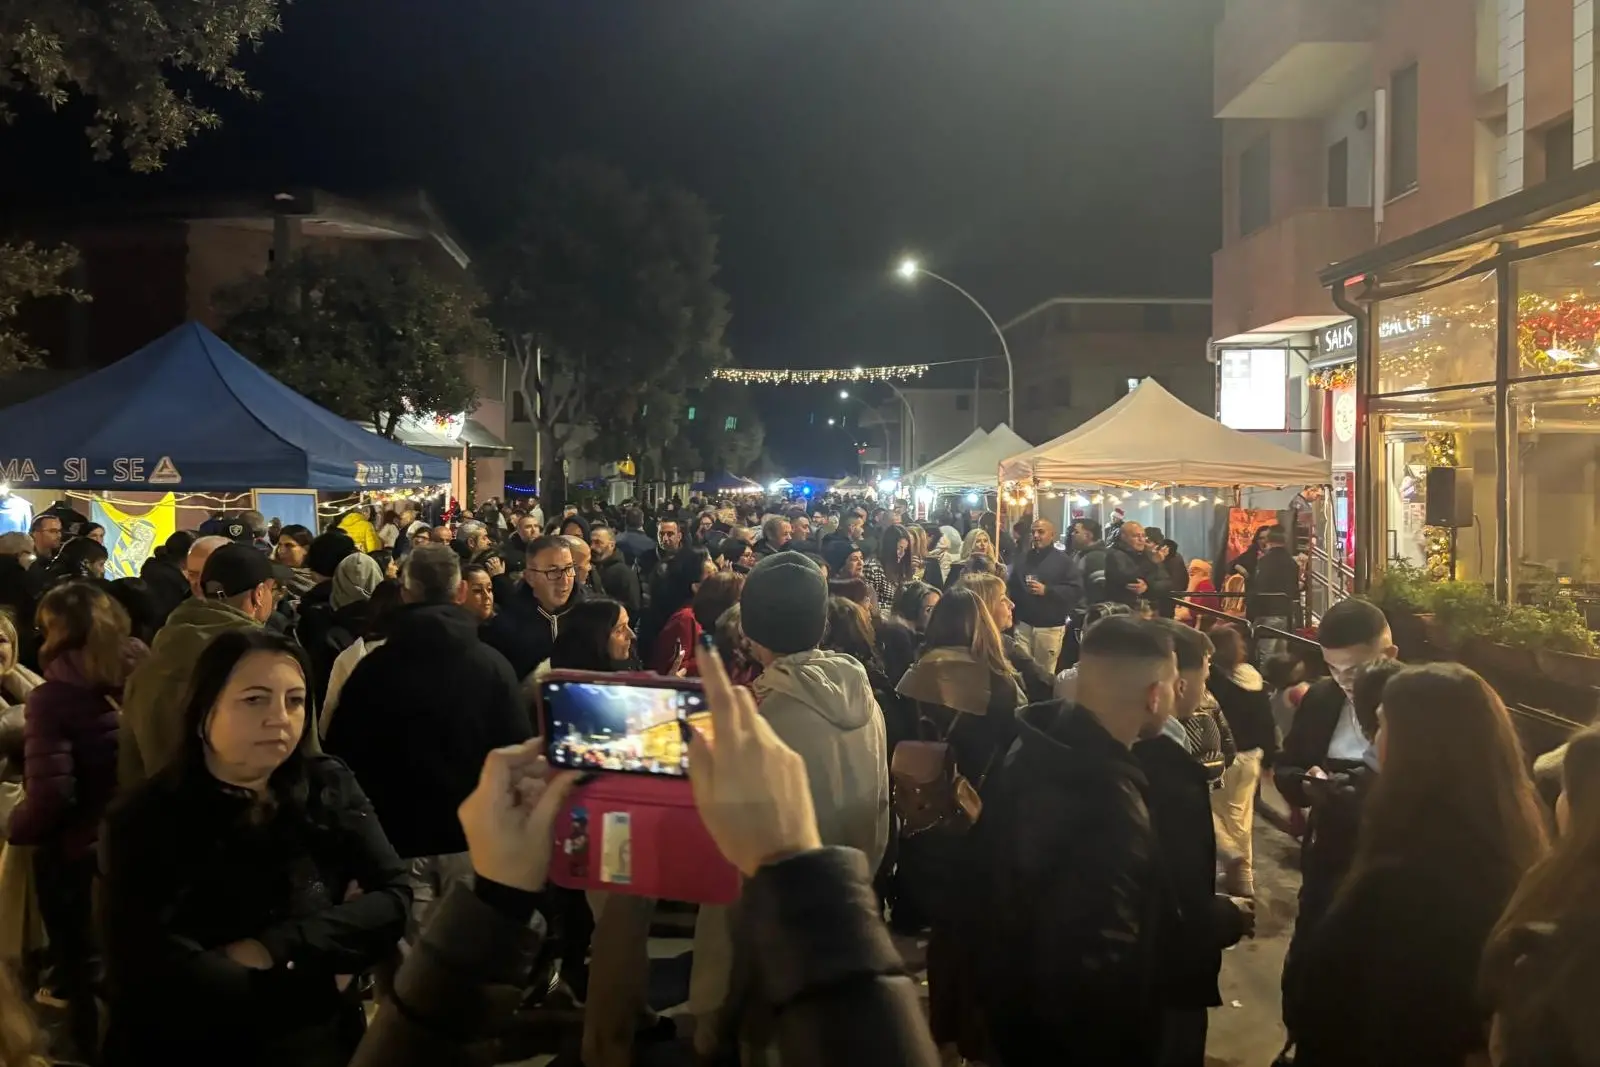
[913,423,1033,489]
[997,378,1330,556]
[692,470,763,494]
[0,321,450,573]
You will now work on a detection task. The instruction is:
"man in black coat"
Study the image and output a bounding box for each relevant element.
[326,545,532,941]
[1103,521,1171,611]
[1005,517,1083,674]
[587,526,641,619]
[1248,526,1302,629]
[487,535,589,679]
[1068,518,1108,606]
[1137,621,1252,1066]
[964,616,1179,1066]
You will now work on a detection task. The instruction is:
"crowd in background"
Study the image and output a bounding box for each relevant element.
[0,489,1591,1067]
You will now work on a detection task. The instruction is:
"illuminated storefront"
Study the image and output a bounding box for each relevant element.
[1323,168,1600,606]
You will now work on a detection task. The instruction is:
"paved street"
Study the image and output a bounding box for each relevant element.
[501,811,1302,1066]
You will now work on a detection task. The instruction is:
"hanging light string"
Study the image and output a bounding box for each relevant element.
[710,355,997,387]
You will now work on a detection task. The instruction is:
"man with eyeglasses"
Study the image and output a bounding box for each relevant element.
[485,534,589,679]
[1273,597,1397,807]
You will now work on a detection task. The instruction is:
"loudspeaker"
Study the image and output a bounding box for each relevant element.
[1425,467,1474,528]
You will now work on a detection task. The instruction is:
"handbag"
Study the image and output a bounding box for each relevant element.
[891,711,992,838]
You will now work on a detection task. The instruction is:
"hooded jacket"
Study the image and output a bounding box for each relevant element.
[119,598,284,789]
[337,511,382,553]
[326,602,531,859]
[753,649,890,870]
[961,700,1164,1067]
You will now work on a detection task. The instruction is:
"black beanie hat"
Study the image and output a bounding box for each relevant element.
[740,551,827,656]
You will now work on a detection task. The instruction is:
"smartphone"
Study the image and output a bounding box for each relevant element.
[538,670,711,778]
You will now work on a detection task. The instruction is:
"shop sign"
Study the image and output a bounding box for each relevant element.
[1378,311,1433,340]
[1316,320,1357,360]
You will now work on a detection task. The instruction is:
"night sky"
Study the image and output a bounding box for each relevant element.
[4,0,1223,475]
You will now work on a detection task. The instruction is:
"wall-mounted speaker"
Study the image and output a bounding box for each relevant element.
[1425,467,1474,528]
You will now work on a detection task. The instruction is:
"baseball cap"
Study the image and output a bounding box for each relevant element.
[201,543,293,599]
[221,515,253,543]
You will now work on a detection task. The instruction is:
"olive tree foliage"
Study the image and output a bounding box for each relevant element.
[0,0,288,367]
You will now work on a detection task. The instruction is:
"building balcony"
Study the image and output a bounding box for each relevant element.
[1213,207,1374,339]
[1215,0,1381,119]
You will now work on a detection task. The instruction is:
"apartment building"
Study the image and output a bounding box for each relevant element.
[1212,0,1593,588]
[1001,296,1215,446]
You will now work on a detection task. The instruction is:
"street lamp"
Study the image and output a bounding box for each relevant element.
[839,389,849,399]
[895,257,1015,427]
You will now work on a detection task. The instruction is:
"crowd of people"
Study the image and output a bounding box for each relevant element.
[0,490,1590,1067]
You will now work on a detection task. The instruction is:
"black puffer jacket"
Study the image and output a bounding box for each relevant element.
[486,577,588,680]
[326,603,531,859]
[961,700,1164,1066]
[351,849,940,1067]
[1103,540,1171,610]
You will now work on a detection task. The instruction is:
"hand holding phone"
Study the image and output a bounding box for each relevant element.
[687,640,822,876]
[540,673,708,778]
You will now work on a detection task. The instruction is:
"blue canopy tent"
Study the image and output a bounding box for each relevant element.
[692,470,762,493]
[0,322,451,490]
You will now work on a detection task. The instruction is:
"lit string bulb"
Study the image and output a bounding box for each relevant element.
[711,363,930,386]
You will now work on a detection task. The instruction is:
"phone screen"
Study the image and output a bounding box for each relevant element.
[541,678,711,777]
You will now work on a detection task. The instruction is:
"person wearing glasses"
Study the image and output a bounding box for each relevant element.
[485,535,590,681]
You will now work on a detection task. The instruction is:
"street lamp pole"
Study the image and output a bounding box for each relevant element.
[838,391,893,475]
[883,381,916,471]
[896,259,1015,428]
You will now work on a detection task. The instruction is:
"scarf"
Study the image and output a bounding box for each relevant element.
[896,647,1015,717]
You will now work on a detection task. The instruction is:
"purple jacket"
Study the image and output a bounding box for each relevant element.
[11,642,145,858]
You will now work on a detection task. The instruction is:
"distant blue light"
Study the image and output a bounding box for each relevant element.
[802,486,812,496]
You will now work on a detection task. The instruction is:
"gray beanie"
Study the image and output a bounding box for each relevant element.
[741,551,827,656]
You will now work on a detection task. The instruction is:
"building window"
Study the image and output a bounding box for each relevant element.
[955,394,971,412]
[724,415,738,431]
[686,405,696,421]
[1218,349,1289,431]
[1239,136,1271,236]
[1141,304,1174,332]
[511,459,525,472]
[1327,138,1350,207]
[1544,118,1574,182]
[512,391,529,422]
[1388,63,1420,197]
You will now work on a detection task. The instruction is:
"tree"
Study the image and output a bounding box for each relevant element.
[220,246,496,437]
[491,157,732,501]
[686,381,766,477]
[1,0,288,365]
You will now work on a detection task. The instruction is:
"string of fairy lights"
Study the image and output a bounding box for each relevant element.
[999,480,1240,511]
[711,363,932,385]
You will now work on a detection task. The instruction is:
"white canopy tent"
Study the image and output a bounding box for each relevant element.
[913,423,1035,489]
[998,379,1331,488]
[906,427,987,484]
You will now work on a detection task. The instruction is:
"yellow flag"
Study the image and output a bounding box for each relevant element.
[90,494,177,580]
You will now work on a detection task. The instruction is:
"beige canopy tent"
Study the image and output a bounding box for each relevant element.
[910,423,1034,489]
[997,379,1331,488]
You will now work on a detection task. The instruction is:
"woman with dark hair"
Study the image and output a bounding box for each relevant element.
[274,525,318,598]
[862,524,914,614]
[715,535,756,574]
[100,629,409,1065]
[10,582,145,1059]
[894,588,1025,1063]
[43,536,109,589]
[82,522,106,545]
[1228,525,1274,580]
[368,548,399,581]
[877,581,939,690]
[1293,663,1549,1067]
[1485,725,1600,1067]
[822,596,890,694]
[550,598,637,673]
